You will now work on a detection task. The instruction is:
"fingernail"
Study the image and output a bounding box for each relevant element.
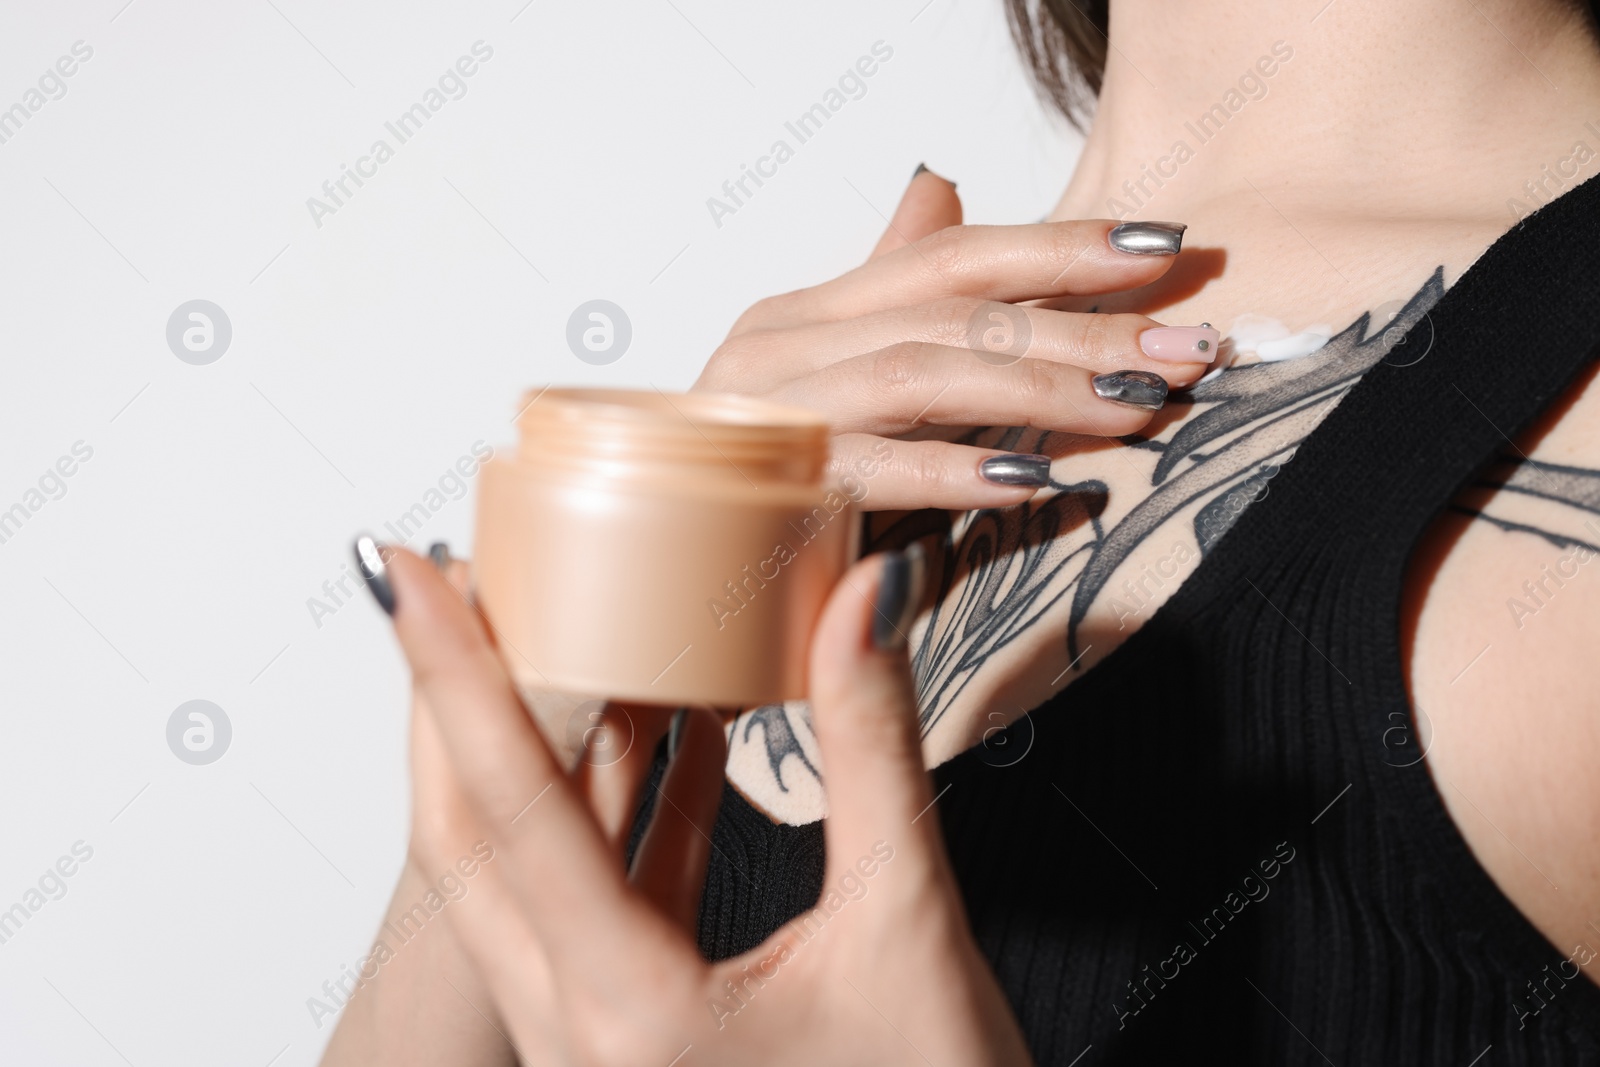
[428,541,451,571]
[872,544,926,652]
[353,534,396,616]
[1108,221,1186,256]
[979,453,1052,488]
[1140,324,1220,364]
[1093,370,1169,411]
[667,708,688,760]
[911,161,955,189]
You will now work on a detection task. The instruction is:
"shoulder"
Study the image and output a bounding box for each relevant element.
[1406,355,1600,975]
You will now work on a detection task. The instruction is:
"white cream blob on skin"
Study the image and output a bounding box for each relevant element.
[1225,314,1333,363]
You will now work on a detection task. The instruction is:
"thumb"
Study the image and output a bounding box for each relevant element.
[808,549,942,879]
[868,163,962,260]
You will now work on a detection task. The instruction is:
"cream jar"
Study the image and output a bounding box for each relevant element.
[473,388,857,707]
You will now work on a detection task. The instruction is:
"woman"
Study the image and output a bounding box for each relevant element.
[326,0,1600,1062]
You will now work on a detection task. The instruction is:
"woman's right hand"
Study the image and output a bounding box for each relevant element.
[692,167,1218,511]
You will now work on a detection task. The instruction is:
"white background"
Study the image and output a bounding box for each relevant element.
[0,1,1079,1063]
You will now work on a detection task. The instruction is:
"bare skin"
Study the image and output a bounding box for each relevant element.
[717,0,1600,989]
[323,1,1600,1062]
[325,551,1032,1066]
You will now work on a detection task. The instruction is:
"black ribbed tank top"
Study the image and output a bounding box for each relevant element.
[634,174,1600,1064]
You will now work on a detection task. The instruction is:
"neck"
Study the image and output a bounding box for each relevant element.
[1057,0,1600,221]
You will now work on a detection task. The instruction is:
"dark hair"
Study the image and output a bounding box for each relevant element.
[1006,0,1600,130]
[1004,0,1109,129]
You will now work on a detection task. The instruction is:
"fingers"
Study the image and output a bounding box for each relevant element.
[774,342,1167,440]
[417,543,676,860]
[439,849,565,1049]
[708,304,1214,393]
[406,546,495,866]
[869,164,962,260]
[410,688,562,1034]
[829,435,1068,512]
[407,681,487,866]
[629,706,729,933]
[733,218,1185,334]
[400,563,564,1045]
[808,553,947,883]
[382,546,652,965]
[571,702,675,857]
[426,541,473,597]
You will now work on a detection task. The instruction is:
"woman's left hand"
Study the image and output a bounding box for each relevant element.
[382,545,1034,1066]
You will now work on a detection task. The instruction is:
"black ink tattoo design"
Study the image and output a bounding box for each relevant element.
[731,270,1459,795]
[741,703,820,793]
[876,269,1448,735]
[1453,456,1600,553]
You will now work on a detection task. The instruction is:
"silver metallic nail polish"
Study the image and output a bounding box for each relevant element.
[979,453,1052,488]
[1108,221,1187,256]
[1093,370,1169,410]
[910,161,955,189]
[428,541,451,570]
[353,534,396,616]
[668,707,688,760]
[872,543,926,652]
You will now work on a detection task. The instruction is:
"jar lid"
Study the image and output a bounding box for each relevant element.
[513,387,831,488]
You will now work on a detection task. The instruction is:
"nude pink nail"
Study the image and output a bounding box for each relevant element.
[1141,324,1220,364]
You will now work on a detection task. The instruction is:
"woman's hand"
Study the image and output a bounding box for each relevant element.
[381,543,1035,1066]
[694,167,1217,510]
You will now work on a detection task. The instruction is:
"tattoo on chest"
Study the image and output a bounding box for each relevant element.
[882,268,1448,734]
[732,269,1450,795]
[1453,457,1600,624]
[738,702,820,793]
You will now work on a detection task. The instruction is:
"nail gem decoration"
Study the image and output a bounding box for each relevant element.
[1140,324,1221,363]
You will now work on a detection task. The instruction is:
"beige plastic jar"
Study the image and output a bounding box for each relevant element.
[473,388,857,707]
